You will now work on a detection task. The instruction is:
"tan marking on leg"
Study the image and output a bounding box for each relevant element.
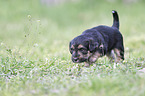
[84,62,90,67]
[106,50,115,62]
[114,48,122,62]
[89,52,101,63]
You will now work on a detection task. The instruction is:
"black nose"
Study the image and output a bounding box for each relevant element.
[73,57,78,62]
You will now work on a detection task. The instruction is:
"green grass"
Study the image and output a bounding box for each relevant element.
[0,0,145,96]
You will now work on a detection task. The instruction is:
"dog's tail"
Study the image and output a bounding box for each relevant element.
[112,10,119,29]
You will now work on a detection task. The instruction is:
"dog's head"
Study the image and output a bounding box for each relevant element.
[69,35,106,63]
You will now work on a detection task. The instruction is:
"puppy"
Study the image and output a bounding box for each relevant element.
[69,10,124,67]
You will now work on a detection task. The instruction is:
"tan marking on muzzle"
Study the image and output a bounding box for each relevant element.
[77,44,91,60]
[78,51,91,60]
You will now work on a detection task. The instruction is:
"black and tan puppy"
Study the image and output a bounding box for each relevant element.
[69,10,124,67]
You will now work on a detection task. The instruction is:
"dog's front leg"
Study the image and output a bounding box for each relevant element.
[84,62,90,67]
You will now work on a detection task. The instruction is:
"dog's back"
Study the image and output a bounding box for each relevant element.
[82,10,123,52]
[93,26,123,51]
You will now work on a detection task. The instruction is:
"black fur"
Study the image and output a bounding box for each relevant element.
[112,10,119,29]
[69,10,124,65]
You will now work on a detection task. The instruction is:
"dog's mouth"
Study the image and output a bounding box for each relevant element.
[72,57,87,63]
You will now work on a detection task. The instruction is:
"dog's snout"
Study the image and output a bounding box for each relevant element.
[73,51,80,57]
[72,57,79,62]
[73,57,78,61]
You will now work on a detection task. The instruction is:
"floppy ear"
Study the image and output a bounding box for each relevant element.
[89,40,99,53]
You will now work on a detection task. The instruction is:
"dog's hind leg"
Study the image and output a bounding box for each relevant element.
[114,41,124,62]
[106,50,116,62]
[114,48,124,62]
[113,36,124,62]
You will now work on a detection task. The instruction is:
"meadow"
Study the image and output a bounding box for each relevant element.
[0,0,145,96]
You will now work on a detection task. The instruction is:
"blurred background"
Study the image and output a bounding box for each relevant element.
[0,0,145,59]
[1,0,145,95]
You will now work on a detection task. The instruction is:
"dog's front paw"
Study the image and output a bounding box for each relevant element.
[84,62,90,67]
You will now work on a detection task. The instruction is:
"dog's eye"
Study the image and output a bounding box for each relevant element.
[79,48,87,52]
